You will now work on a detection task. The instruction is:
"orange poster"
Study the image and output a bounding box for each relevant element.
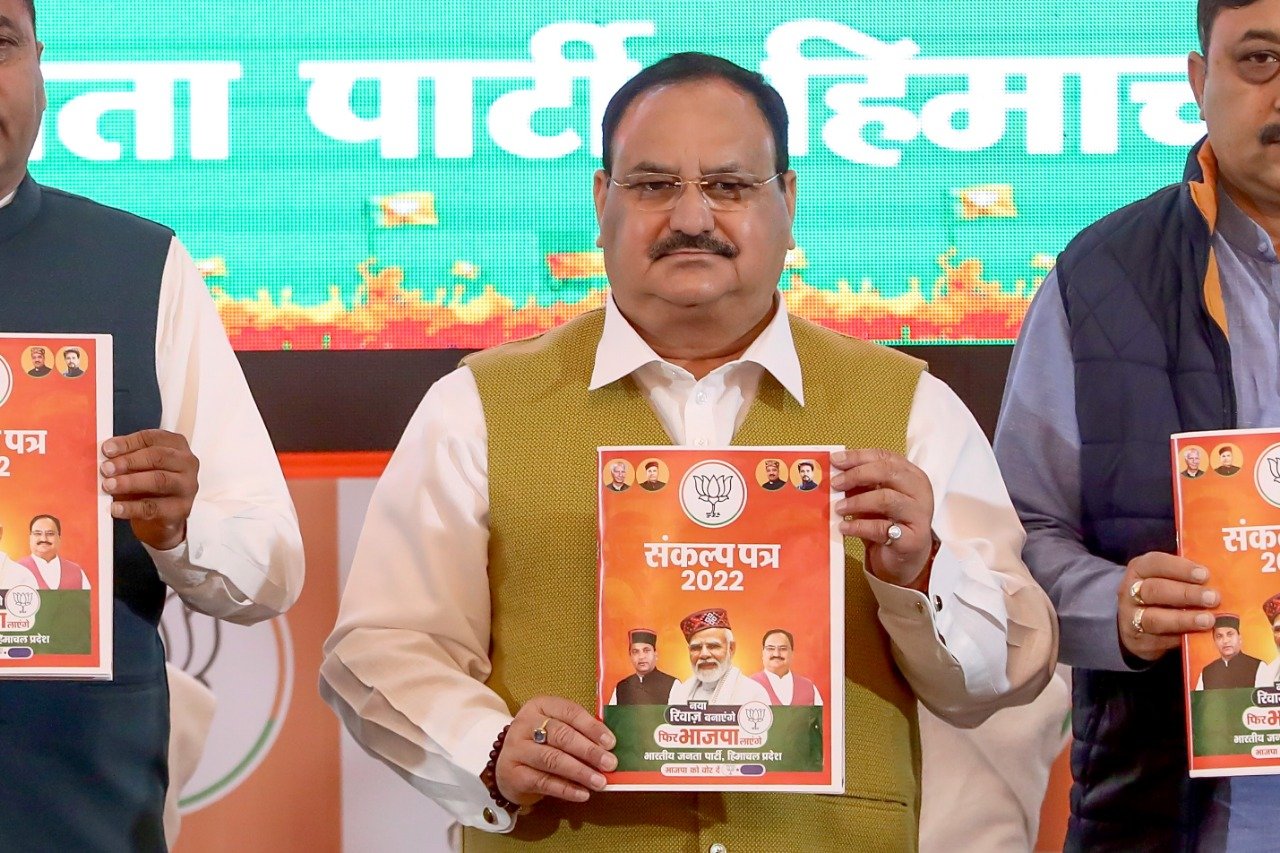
[0,334,112,678]
[1175,429,1280,776]
[597,446,843,792]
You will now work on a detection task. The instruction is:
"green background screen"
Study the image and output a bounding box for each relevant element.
[30,1,1201,351]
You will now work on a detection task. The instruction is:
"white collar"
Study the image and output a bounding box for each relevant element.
[765,670,793,684]
[0,189,15,209]
[588,294,805,405]
[32,555,59,570]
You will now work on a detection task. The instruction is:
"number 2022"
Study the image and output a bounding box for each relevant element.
[680,569,744,591]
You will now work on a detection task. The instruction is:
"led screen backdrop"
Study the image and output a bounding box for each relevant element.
[31,1,1201,351]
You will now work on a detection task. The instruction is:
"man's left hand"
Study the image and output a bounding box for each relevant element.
[101,429,199,551]
[831,448,935,590]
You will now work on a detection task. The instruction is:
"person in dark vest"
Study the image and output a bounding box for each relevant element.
[25,344,50,376]
[1195,614,1263,689]
[607,628,676,704]
[637,460,666,491]
[1214,447,1241,475]
[995,0,1280,846]
[761,458,787,490]
[751,628,822,705]
[322,52,1055,852]
[0,2,304,849]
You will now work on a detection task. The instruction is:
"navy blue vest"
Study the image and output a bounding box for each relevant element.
[0,175,172,851]
[1055,146,1234,851]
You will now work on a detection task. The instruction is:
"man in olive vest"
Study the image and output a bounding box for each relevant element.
[323,52,1056,851]
[608,628,676,705]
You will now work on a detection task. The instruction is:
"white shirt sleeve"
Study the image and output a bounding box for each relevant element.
[143,238,304,625]
[320,366,517,833]
[867,373,1057,727]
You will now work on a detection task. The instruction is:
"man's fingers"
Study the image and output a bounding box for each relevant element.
[542,717,618,773]
[531,742,607,791]
[511,765,591,803]
[102,428,188,459]
[1135,577,1220,610]
[1136,606,1216,636]
[101,446,194,478]
[108,497,189,521]
[837,488,921,525]
[102,470,188,498]
[831,448,898,473]
[532,696,615,749]
[1130,552,1210,584]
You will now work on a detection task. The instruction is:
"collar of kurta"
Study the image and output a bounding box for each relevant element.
[0,174,41,244]
[587,292,806,405]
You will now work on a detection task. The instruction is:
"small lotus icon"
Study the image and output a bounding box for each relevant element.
[693,474,734,518]
[1270,457,1280,484]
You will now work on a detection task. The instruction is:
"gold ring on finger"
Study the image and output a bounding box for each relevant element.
[1128,579,1146,606]
[1132,607,1145,635]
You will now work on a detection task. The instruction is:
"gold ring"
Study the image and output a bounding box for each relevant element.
[532,718,551,744]
[1128,579,1146,607]
[1132,607,1145,635]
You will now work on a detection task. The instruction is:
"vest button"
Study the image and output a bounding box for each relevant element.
[709,844,728,853]
[482,807,497,825]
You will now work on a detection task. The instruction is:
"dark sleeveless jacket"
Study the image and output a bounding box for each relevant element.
[1055,142,1233,851]
[0,175,172,851]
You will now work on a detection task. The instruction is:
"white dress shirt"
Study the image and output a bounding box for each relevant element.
[667,666,771,705]
[321,296,1051,836]
[763,670,824,706]
[1,188,304,624]
[0,555,90,590]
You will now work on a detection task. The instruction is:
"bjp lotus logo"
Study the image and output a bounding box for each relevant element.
[1257,443,1280,509]
[680,460,747,528]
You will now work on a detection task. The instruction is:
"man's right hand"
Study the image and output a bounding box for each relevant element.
[1118,552,1219,661]
[496,696,618,806]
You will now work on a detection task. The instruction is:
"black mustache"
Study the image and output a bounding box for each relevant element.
[648,232,739,261]
[1261,125,1280,145]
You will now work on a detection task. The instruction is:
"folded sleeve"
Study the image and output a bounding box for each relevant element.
[871,372,1058,727]
[319,366,518,833]
[147,238,304,625]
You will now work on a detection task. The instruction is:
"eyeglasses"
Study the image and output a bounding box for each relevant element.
[763,645,791,654]
[611,172,783,211]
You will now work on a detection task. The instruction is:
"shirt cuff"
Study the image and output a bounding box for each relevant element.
[452,711,518,834]
[865,540,1011,698]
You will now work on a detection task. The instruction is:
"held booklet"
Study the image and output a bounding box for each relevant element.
[0,334,113,679]
[1175,428,1280,776]
[597,446,844,792]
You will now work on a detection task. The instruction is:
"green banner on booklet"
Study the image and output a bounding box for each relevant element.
[605,705,825,773]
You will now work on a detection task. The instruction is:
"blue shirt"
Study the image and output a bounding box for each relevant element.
[995,188,1280,851]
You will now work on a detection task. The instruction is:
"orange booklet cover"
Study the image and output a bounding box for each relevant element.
[597,446,844,792]
[0,334,112,679]
[1175,428,1280,776]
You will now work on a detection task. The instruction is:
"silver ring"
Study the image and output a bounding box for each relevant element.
[532,719,551,744]
[1128,579,1145,606]
[1132,607,1145,635]
[885,523,904,545]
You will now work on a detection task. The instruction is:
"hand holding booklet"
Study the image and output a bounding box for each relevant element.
[597,446,844,792]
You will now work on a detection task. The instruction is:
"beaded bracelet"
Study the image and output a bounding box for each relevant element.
[479,723,520,814]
